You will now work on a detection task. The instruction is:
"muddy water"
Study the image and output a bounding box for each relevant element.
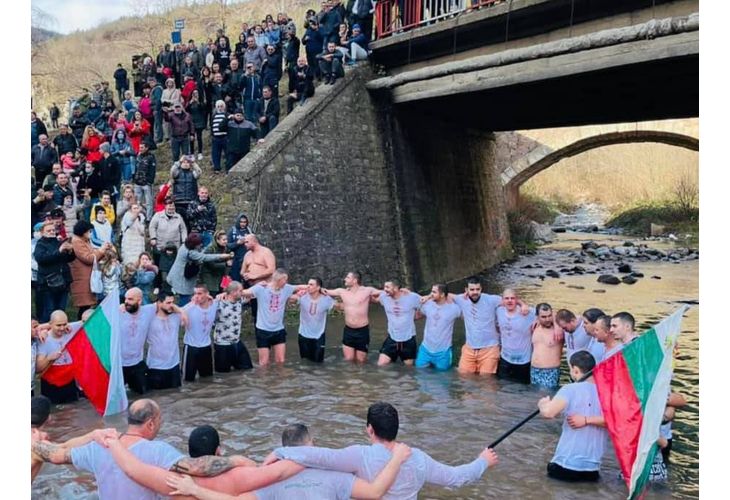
[32,232,698,499]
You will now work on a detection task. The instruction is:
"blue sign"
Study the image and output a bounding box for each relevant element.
[174,19,185,30]
[171,31,182,44]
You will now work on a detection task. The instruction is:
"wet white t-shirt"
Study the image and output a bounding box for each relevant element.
[453,294,502,348]
[182,302,218,347]
[71,440,184,500]
[255,469,355,499]
[120,304,157,366]
[298,294,335,339]
[252,284,296,332]
[146,313,182,370]
[420,301,462,353]
[379,292,421,342]
[496,307,535,364]
[564,320,592,361]
[552,382,607,471]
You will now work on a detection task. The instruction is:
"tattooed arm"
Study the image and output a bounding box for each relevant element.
[32,440,72,464]
[171,455,250,477]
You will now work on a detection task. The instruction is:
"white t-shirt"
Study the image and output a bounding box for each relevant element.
[183,302,218,347]
[420,301,462,353]
[146,313,182,370]
[255,469,356,500]
[252,284,296,332]
[586,337,606,364]
[453,294,502,348]
[37,333,75,366]
[564,320,592,361]
[379,292,421,342]
[71,440,184,500]
[552,382,607,471]
[120,304,157,367]
[298,294,335,339]
[496,307,535,365]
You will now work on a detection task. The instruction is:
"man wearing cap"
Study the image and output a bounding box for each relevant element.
[164,102,194,162]
[225,108,259,173]
[32,185,58,229]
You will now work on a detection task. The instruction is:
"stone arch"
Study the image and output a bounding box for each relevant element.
[503,130,699,209]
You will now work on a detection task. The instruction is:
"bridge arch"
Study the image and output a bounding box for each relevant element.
[503,130,699,209]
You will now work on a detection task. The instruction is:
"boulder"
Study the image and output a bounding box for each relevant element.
[650,223,666,236]
[530,221,556,243]
[651,275,662,280]
[623,241,635,247]
[552,226,567,233]
[618,263,632,273]
[630,271,645,278]
[597,274,621,285]
[621,275,638,285]
[545,270,560,278]
[581,241,599,250]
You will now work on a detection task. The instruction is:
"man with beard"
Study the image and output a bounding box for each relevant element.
[119,287,157,394]
[146,292,187,390]
[182,285,218,382]
[530,303,564,389]
[225,108,259,172]
[415,284,462,371]
[186,186,218,248]
[226,214,251,283]
[372,279,420,367]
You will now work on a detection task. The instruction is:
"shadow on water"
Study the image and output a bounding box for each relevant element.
[32,232,698,499]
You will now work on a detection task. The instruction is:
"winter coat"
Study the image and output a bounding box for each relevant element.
[53,133,79,157]
[126,120,151,153]
[149,211,187,250]
[83,135,106,163]
[163,110,194,138]
[110,133,135,171]
[76,169,105,200]
[34,237,75,291]
[199,242,230,293]
[186,197,218,233]
[69,115,90,142]
[262,52,283,82]
[96,154,121,193]
[226,119,258,156]
[187,101,207,130]
[226,214,251,282]
[120,211,147,264]
[69,236,106,307]
[241,74,263,102]
[134,151,157,186]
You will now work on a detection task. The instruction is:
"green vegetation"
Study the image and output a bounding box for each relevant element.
[607,202,698,239]
[506,193,573,255]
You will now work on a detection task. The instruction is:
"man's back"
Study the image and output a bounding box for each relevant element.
[255,469,355,500]
[71,439,183,500]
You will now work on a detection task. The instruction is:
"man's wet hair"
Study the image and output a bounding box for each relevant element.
[556,309,577,323]
[434,283,448,295]
[348,271,362,284]
[309,277,323,288]
[569,350,596,375]
[188,425,220,457]
[466,276,481,287]
[536,303,553,314]
[596,314,612,331]
[31,396,52,428]
[386,278,401,289]
[582,308,606,323]
[366,402,399,441]
[281,424,311,446]
[612,311,636,331]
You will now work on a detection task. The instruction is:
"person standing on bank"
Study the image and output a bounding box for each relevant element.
[69,220,111,319]
[34,221,75,323]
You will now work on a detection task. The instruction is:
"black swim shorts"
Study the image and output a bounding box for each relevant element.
[255,328,287,349]
[379,335,417,362]
[343,325,370,353]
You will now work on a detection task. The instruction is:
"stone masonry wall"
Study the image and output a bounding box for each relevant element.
[225,66,403,287]
[385,109,512,289]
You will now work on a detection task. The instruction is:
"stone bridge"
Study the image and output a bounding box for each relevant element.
[497,119,700,208]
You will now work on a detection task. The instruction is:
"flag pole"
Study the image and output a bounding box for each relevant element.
[487,369,594,449]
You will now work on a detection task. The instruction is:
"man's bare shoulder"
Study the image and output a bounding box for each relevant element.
[193,466,253,494]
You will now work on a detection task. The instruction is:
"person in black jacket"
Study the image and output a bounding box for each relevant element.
[261,44,283,94]
[31,135,59,188]
[317,41,345,85]
[133,142,157,219]
[49,103,61,129]
[31,111,48,148]
[52,124,79,157]
[186,186,218,248]
[225,108,259,173]
[186,89,207,159]
[113,63,129,105]
[68,107,90,143]
[97,143,121,198]
[171,156,201,226]
[254,86,280,138]
[34,221,75,322]
[287,57,315,112]
[284,26,301,76]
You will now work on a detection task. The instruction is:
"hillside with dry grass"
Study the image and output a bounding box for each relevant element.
[31,0,318,115]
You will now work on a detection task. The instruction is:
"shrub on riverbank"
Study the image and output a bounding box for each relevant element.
[606,201,698,238]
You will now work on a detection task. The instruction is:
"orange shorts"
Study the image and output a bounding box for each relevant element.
[457,344,500,375]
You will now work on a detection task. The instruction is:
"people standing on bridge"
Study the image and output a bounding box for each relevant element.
[537,350,607,482]
[240,268,307,366]
[212,281,254,372]
[254,85,280,138]
[241,233,276,326]
[530,303,563,389]
[372,279,421,367]
[225,107,260,173]
[289,277,336,363]
[323,271,380,364]
[210,100,229,173]
[302,18,324,80]
[495,289,535,384]
[49,103,61,129]
[415,284,462,371]
[317,41,345,85]
[287,56,315,112]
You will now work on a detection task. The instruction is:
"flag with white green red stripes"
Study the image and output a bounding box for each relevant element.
[593,306,688,499]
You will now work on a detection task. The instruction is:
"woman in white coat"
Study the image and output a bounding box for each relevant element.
[120,203,147,265]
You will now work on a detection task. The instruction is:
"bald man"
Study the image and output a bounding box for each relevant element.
[120,288,158,394]
[35,310,81,404]
[495,289,535,384]
[32,399,252,499]
[241,234,276,326]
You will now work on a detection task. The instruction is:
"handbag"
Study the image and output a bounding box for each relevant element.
[45,271,66,291]
[184,260,201,279]
[90,256,104,294]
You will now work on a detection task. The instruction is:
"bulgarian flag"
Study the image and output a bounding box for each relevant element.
[64,294,128,416]
[593,306,688,499]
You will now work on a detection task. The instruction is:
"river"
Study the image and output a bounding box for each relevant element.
[32,227,699,499]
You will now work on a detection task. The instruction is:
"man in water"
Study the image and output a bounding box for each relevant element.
[289,277,336,363]
[555,309,593,363]
[31,399,253,497]
[272,401,499,499]
[537,351,607,482]
[324,271,381,363]
[120,288,157,394]
[35,310,78,404]
[592,314,622,360]
[530,303,564,389]
[373,279,421,367]
[610,311,639,345]
[182,284,218,382]
[212,281,254,372]
[240,234,276,326]
[165,423,413,499]
[496,289,535,383]
[146,292,187,390]
[415,284,462,371]
[240,268,307,366]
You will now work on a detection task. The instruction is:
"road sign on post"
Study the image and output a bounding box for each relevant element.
[171,31,182,44]
[174,19,185,30]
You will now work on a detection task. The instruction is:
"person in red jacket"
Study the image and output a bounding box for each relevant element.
[126,111,151,153]
[181,74,197,107]
[154,181,172,213]
[81,126,106,163]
